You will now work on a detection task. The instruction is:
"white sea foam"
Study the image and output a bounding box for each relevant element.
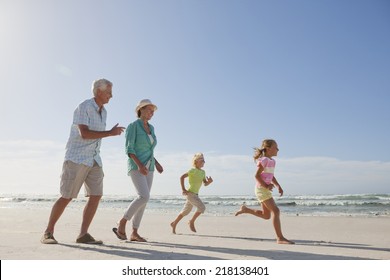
[1,193,389,216]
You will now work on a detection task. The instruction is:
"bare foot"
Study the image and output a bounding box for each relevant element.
[235,204,248,216]
[170,222,177,234]
[188,221,196,232]
[277,238,295,244]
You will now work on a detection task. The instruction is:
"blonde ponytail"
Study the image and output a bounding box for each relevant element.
[253,139,277,161]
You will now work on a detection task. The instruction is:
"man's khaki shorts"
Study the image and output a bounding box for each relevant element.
[60,161,104,199]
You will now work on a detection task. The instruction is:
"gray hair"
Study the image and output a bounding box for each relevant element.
[91,78,113,97]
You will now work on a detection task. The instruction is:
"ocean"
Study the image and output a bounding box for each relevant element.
[1,193,389,217]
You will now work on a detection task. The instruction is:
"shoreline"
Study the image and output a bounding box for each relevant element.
[1,193,389,217]
[1,208,389,260]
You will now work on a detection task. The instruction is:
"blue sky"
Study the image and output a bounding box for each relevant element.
[1,0,389,196]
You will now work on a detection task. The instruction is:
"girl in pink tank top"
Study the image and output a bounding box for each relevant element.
[235,139,294,245]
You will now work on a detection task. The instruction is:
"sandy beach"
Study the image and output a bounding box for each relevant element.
[1,207,389,260]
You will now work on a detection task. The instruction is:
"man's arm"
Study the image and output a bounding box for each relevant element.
[78,123,125,139]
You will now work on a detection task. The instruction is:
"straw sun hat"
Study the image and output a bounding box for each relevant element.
[135,99,158,115]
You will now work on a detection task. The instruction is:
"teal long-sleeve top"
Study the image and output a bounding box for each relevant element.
[125,118,157,174]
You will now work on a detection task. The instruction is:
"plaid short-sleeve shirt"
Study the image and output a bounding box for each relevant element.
[64,98,107,167]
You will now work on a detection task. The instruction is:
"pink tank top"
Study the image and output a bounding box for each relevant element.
[257,157,275,185]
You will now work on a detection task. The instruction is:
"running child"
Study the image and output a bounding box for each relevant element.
[235,139,294,244]
[170,153,213,234]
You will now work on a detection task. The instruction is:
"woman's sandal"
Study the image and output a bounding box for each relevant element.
[130,235,147,242]
[112,228,127,240]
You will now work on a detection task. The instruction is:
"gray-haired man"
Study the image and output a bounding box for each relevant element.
[41,78,125,244]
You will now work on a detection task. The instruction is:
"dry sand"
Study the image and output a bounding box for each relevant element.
[1,207,389,260]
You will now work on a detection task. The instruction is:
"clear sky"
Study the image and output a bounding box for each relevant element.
[1,0,389,196]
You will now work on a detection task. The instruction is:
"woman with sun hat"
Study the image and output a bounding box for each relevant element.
[113,99,163,242]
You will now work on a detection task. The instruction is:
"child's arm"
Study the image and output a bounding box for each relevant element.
[255,165,274,190]
[180,173,189,195]
[203,176,213,186]
[272,176,284,196]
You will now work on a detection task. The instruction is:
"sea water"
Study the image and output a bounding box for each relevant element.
[1,193,389,217]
